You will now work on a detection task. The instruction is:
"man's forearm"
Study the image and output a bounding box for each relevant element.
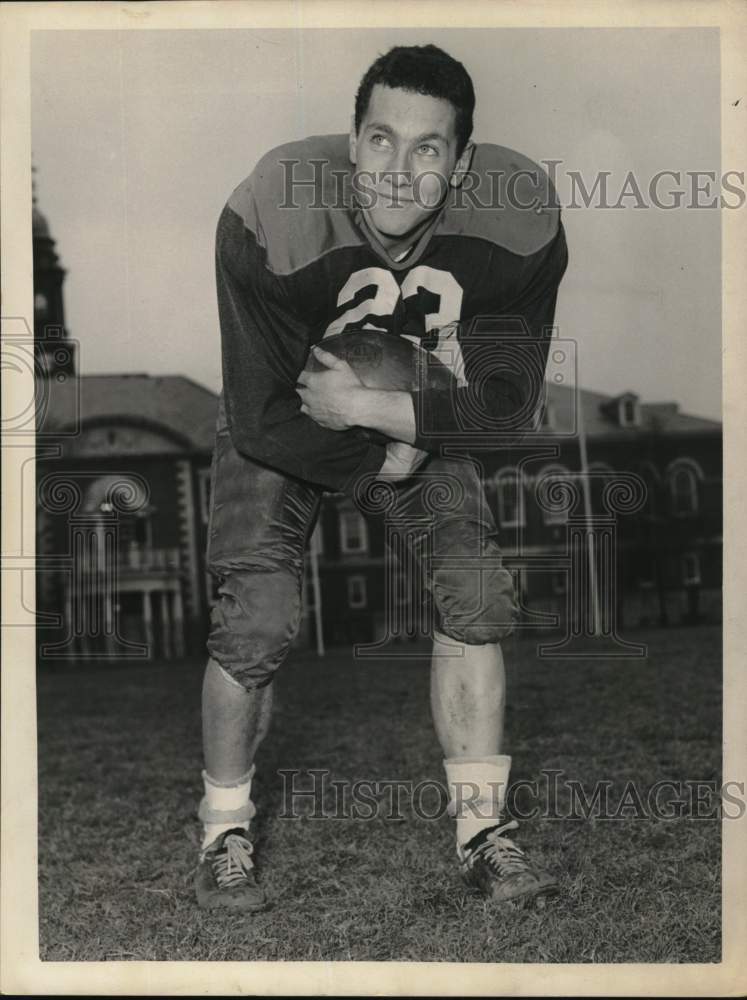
[347,388,417,445]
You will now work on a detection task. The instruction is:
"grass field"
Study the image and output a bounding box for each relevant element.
[37,625,722,963]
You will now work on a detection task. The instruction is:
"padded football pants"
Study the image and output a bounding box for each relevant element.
[205,392,518,690]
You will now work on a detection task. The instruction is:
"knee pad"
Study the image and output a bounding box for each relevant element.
[206,566,302,690]
[431,535,517,645]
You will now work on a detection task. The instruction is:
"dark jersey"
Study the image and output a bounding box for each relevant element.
[215,133,568,494]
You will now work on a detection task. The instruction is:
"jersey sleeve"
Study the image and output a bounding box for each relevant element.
[411,223,569,451]
[215,202,386,494]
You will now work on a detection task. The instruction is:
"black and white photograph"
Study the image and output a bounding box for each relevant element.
[1,1,745,995]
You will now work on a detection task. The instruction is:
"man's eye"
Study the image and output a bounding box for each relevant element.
[417,144,439,156]
[371,134,391,147]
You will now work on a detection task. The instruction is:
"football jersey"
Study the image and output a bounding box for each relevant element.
[215,133,568,494]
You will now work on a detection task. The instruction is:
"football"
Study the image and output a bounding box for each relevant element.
[304,329,454,394]
[303,330,456,462]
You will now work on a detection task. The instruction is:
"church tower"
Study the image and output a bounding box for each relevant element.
[33,171,76,377]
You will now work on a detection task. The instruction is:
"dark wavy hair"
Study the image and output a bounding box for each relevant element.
[354,45,475,156]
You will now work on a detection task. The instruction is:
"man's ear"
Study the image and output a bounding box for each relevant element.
[449,140,475,188]
[349,114,358,165]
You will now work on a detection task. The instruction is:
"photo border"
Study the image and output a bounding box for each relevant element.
[2,1,745,995]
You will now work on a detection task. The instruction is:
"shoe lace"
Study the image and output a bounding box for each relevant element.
[467,820,530,877]
[210,833,255,889]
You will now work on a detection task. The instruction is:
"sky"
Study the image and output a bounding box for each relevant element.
[30,27,722,419]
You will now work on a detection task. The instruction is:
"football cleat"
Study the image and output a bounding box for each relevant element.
[457,820,559,904]
[195,827,268,912]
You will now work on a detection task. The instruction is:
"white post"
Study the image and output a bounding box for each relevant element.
[172,587,185,659]
[161,590,173,660]
[309,541,325,657]
[142,589,154,660]
[577,391,602,636]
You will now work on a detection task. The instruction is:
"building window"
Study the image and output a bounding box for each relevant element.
[495,469,525,528]
[669,462,700,516]
[134,513,152,547]
[681,552,701,586]
[670,466,698,515]
[339,509,369,554]
[618,396,640,427]
[347,575,367,609]
[197,468,211,525]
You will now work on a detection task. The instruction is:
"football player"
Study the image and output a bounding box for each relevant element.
[196,44,568,911]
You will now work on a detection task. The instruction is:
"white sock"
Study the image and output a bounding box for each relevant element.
[199,766,256,852]
[443,754,512,848]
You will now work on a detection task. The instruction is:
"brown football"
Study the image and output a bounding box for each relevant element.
[303,331,455,455]
[304,330,454,393]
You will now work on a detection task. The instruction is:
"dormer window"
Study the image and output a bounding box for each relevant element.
[618,395,640,427]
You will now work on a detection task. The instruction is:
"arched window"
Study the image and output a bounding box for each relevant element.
[495,468,525,528]
[338,507,369,554]
[667,459,702,516]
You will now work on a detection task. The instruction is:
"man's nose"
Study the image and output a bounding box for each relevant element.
[388,148,413,187]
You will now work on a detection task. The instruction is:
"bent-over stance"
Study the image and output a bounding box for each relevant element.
[196,44,568,912]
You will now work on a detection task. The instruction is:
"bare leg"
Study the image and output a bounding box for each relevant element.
[202,657,273,782]
[430,633,505,758]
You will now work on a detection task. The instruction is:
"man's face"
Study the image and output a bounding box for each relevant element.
[350,84,470,244]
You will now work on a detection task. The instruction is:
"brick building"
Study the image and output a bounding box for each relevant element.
[33,203,721,661]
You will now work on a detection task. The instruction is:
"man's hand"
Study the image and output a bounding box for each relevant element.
[378,440,428,481]
[296,346,365,431]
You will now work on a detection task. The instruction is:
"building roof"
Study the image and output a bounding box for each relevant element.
[546,384,720,438]
[36,372,720,454]
[36,374,219,451]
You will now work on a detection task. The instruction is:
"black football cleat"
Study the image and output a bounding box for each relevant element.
[195,827,268,912]
[457,820,559,904]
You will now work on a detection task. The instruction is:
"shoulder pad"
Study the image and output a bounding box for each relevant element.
[226,134,363,275]
[439,143,561,256]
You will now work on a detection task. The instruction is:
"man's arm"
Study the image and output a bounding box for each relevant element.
[347,388,417,444]
[300,224,569,453]
[297,348,418,443]
[408,225,569,451]
[216,203,386,494]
